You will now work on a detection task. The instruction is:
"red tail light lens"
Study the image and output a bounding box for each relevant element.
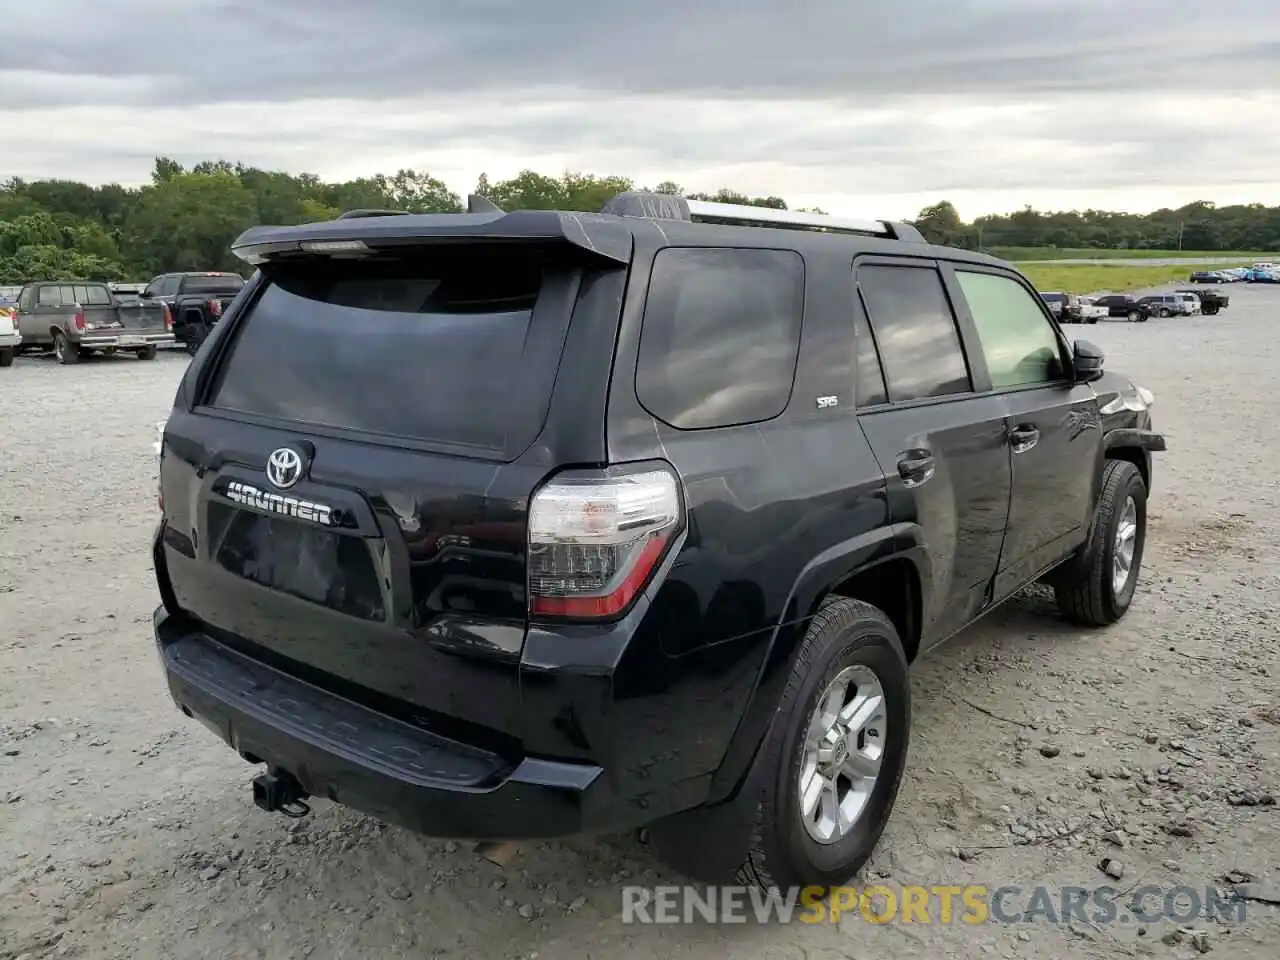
[209,298,222,318]
[162,303,173,330]
[73,310,85,331]
[528,467,682,620]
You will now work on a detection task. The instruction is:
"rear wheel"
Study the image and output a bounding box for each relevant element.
[739,598,910,894]
[1157,308,1171,318]
[53,331,80,365]
[0,347,13,367]
[1052,459,1147,627]
[136,345,158,361]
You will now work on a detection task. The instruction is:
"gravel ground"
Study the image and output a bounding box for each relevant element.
[2,290,1278,960]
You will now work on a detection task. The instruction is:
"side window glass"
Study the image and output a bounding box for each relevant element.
[637,247,804,430]
[857,264,971,403]
[955,270,1065,388]
[853,304,887,406]
[18,287,35,311]
[37,286,62,306]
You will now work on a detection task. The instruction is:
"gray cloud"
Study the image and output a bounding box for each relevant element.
[1,0,1278,214]
[2,0,1278,108]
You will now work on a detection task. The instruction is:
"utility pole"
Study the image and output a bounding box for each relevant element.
[1177,220,1184,251]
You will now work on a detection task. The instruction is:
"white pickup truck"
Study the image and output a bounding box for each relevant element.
[1077,297,1109,324]
[0,303,20,367]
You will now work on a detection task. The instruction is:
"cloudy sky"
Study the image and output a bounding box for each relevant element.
[2,0,1278,219]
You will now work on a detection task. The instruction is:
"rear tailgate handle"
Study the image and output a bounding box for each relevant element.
[897,450,936,488]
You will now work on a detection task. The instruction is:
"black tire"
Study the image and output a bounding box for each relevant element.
[1053,459,1147,627]
[1126,310,1140,323]
[0,347,13,368]
[740,598,910,894]
[1086,317,1098,324]
[136,345,157,361]
[53,331,80,365]
[1157,308,1171,318]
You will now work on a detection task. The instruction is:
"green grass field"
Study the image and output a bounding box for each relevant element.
[1017,263,1247,294]
[994,247,1276,263]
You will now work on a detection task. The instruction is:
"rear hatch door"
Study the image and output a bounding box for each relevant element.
[158,234,628,748]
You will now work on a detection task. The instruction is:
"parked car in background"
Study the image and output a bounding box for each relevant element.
[1247,268,1280,283]
[1175,293,1201,315]
[1077,297,1109,323]
[1137,294,1188,318]
[1040,291,1091,323]
[0,301,20,366]
[141,272,245,354]
[1189,270,1228,283]
[1092,295,1149,322]
[1220,268,1249,282]
[13,280,173,364]
[1175,288,1229,316]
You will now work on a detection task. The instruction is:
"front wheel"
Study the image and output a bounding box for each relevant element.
[739,598,911,894]
[53,331,80,365]
[1158,308,1171,318]
[1126,310,1141,323]
[1052,459,1147,626]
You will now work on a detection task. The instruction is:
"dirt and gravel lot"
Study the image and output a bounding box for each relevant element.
[2,289,1278,960]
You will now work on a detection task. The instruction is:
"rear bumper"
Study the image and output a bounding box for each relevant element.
[77,331,175,348]
[153,606,620,839]
[0,333,19,348]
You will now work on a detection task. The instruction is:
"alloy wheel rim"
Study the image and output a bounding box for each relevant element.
[799,664,886,844]
[1112,496,1138,595]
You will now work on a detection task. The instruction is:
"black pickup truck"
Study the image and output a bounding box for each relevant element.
[141,272,246,353]
[1175,287,1229,316]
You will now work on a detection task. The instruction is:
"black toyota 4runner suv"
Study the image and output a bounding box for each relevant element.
[151,193,1166,893]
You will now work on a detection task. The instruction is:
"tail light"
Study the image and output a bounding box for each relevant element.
[162,303,173,330]
[73,309,85,331]
[208,298,222,318]
[527,466,682,619]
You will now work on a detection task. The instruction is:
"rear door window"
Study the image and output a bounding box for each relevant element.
[38,286,62,306]
[636,247,804,429]
[857,263,971,402]
[83,285,113,306]
[207,246,577,457]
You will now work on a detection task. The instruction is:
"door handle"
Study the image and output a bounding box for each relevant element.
[897,450,936,488]
[1010,424,1040,454]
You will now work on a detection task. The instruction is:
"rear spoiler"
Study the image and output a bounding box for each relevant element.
[231,207,634,266]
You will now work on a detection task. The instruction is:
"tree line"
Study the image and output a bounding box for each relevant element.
[2,157,1279,284]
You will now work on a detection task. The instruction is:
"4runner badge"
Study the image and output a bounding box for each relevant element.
[266,447,303,489]
[224,480,335,526]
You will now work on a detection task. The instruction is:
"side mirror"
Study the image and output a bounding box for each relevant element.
[1072,339,1105,382]
[139,289,153,298]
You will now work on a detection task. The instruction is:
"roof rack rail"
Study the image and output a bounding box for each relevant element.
[336,209,411,219]
[596,191,924,242]
[685,199,925,242]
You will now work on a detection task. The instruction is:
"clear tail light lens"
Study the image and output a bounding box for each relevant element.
[528,467,682,619]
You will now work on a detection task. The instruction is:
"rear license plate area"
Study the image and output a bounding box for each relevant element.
[211,504,385,621]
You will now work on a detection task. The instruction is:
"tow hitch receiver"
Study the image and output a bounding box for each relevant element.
[252,770,311,818]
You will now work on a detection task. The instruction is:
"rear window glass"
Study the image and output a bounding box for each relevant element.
[181,276,244,295]
[208,249,556,452]
[637,247,804,430]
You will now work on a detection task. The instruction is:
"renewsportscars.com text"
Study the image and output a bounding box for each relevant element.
[621,884,1249,925]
